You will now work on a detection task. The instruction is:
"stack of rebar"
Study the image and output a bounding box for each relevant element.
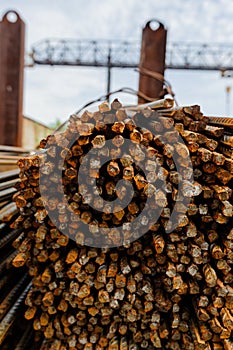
[0,145,30,171]
[9,99,233,349]
[0,169,45,349]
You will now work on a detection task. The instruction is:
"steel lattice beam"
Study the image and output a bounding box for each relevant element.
[31,39,233,71]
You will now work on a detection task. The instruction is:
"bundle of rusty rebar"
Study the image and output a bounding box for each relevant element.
[12,99,232,349]
[0,169,43,350]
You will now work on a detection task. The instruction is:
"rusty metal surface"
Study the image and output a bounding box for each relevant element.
[138,20,167,103]
[207,116,233,137]
[207,116,233,128]
[0,11,25,147]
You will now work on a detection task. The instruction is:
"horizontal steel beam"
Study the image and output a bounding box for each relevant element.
[31,39,233,71]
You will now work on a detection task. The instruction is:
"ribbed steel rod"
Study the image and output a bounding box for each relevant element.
[0,273,29,322]
[0,282,31,345]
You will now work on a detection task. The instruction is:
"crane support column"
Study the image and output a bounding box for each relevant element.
[138,20,167,103]
[0,11,25,146]
[107,47,111,101]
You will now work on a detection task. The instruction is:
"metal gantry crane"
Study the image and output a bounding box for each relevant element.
[30,34,233,104]
[31,39,233,72]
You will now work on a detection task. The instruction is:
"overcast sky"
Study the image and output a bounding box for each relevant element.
[1,0,233,125]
